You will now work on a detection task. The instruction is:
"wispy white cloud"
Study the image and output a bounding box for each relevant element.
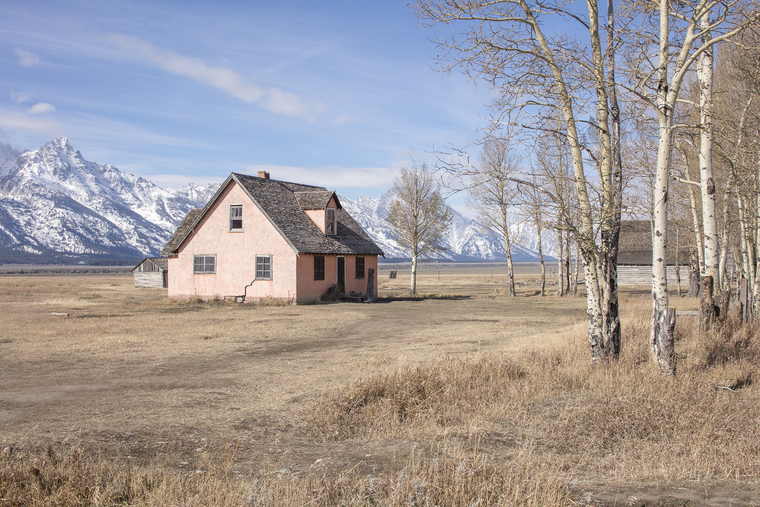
[104,33,326,119]
[69,114,209,149]
[14,48,41,68]
[27,102,56,114]
[10,91,34,104]
[0,109,64,137]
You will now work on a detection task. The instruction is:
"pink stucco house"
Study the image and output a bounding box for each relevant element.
[161,171,384,304]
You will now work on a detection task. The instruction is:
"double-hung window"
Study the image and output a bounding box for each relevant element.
[193,255,216,274]
[256,255,272,280]
[355,257,365,279]
[230,205,243,230]
[325,208,336,235]
[314,256,325,281]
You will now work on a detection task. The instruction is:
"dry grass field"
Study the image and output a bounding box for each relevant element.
[0,264,758,506]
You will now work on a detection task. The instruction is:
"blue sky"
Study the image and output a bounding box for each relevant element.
[0,0,493,203]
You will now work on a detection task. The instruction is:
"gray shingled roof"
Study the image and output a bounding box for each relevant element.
[160,208,203,256]
[161,173,384,257]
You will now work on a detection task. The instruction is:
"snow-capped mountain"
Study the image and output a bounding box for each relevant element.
[0,137,553,265]
[0,142,19,179]
[0,138,217,264]
[340,190,556,262]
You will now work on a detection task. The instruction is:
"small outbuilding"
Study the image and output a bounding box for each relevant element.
[617,220,692,286]
[132,257,168,288]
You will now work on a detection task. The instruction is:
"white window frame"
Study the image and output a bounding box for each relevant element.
[193,254,216,274]
[229,204,243,231]
[255,255,272,280]
[325,208,336,235]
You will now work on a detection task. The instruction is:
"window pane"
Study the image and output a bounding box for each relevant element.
[314,256,324,280]
[230,205,243,230]
[355,257,365,279]
[326,208,335,235]
[194,255,215,274]
[256,256,271,279]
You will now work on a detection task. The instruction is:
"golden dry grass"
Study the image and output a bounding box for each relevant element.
[0,268,758,506]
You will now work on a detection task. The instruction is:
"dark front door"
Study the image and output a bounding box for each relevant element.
[337,256,345,293]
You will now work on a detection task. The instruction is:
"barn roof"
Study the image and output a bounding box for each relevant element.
[161,173,383,257]
[618,220,694,265]
[132,257,168,272]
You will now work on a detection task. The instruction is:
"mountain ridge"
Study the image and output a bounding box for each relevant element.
[0,138,553,264]
[0,138,217,264]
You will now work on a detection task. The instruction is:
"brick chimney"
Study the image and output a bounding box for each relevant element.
[257,171,270,180]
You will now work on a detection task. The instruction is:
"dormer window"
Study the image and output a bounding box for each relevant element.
[326,208,336,235]
[230,205,243,230]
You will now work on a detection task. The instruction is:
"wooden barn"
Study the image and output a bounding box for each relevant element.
[617,220,692,286]
[132,257,168,288]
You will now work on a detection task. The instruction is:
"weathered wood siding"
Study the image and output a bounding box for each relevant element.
[617,266,689,287]
[133,272,167,289]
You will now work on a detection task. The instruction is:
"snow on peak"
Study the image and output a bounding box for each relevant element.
[0,142,19,178]
[0,137,553,264]
[340,191,555,262]
[0,138,219,262]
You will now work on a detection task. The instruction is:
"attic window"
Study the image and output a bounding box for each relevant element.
[325,208,336,235]
[230,205,243,230]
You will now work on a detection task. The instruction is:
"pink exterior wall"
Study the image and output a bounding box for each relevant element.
[295,254,378,303]
[167,185,379,304]
[305,209,326,233]
[167,182,298,301]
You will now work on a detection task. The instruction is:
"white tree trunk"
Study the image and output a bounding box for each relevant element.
[565,229,572,295]
[686,164,705,272]
[698,16,720,291]
[652,117,672,308]
[573,240,581,296]
[537,220,546,296]
[650,0,675,373]
[737,192,754,290]
[718,172,734,291]
[410,254,418,296]
[504,216,516,297]
[754,148,760,316]
[557,229,564,297]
